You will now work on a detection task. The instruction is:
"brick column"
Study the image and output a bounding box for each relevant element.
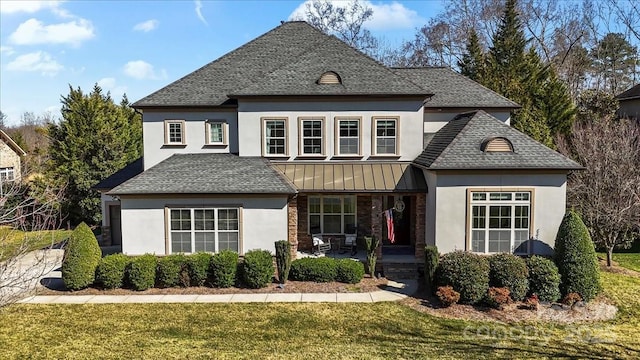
[296,195,312,252]
[371,195,383,260]
[414,193,426,260]
[287,196,298,259]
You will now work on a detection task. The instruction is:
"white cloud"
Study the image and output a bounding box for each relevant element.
[9,18,95,46]
[133,19,159,32]
[0,0,62,14]
[6,51,63,75]
[123,60,167,80]
[97,77,127,99]
[289,0,422,30]
[0,46,15,56]
[97,77,116,88]
[194,0,207,25]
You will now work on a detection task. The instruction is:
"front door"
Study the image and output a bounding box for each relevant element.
[109,205,122,246]
[383,195,412,246]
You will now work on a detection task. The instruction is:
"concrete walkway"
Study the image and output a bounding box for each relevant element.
[18,280,417,304]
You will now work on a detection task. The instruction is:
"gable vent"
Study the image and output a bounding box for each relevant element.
[481,137,514,152]
[317,71,342,85]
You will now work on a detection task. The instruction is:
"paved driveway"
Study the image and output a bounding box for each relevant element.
[0,249,64,305]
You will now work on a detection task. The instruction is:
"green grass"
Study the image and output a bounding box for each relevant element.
[0,227,71,261]
[598,252,640,272]
[1,270,639,359]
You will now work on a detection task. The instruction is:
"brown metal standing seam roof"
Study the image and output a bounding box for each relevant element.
[272,163,427,192]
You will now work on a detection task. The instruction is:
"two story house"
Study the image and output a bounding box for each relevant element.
[97,21,581,260]
[0,130,26,183]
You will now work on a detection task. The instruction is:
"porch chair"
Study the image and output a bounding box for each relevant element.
[311,227,332,255]
[341,224,358,256]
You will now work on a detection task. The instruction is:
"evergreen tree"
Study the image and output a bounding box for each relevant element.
[458,28,485,82]
[48,85,142,225]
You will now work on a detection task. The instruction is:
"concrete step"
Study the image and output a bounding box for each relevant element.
[382,262,420,280]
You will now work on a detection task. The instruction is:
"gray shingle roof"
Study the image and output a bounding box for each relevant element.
[133,21,427,108]
[108,154,296,195]
[616,84,640,100]
[414,110,583,170]
[393,67,520,109]
[94,157,144,190]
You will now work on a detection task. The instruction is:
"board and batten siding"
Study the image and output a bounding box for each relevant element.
[141,110,238,170]
[237,100,425,160]
[119,196,288,255]
[423,171,567,256]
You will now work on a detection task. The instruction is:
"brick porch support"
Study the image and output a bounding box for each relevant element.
[371,195,383,260]
[414,193,426,260]
[287,195,298,259]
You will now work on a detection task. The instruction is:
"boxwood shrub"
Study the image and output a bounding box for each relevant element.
[274,240,292,284]
[488,253,529,301]
[335,259,365,284]
[95,253,130,289]
[424,245,439,294]
[436,251,489,304]
[241,250,274,288]
[156,254,190,288]
[188,252,213,286]
[210,250,239,288]
[290,257,338,282]
[554,210,602,302]
[126,254,157,291]
[61,222,102,290]
[526,255,561,302]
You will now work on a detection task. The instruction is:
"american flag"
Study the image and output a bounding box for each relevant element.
[384,209,395,244]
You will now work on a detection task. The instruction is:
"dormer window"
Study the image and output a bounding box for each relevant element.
[317,71,341,85]
[481,137,513,152]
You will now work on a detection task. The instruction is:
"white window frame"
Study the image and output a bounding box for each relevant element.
[164,120,186,145]
[0,167,15,181]
[469,191,532,254]
[168,207,241,254]
[205,120,227,145]
[372,117,399,155]
[298,117,325,156]
[335,117,361,156]
[262,117,288,156]
[308,195,356,235]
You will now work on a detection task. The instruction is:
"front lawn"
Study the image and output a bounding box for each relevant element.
[1,270,639,359]
[0,227,72,261]
[600,252,640,273]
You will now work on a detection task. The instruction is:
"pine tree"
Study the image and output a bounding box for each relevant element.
[458,28,485,82]
[48,85,142,225]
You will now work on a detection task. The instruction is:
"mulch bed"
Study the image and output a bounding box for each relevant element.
[37,276,388,296]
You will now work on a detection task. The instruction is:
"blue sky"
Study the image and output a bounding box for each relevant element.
[0,0,444,126]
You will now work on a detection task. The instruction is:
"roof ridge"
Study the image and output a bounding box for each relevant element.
[438,68,520,108]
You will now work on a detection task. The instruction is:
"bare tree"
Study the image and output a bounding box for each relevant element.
[557,114,640,267]
[0,180,64,307]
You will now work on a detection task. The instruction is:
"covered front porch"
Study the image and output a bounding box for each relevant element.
[274,162,428,266]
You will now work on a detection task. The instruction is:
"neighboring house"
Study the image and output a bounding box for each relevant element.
[0,130,26,183]
[616,84,640,120]
[96,21,581,261]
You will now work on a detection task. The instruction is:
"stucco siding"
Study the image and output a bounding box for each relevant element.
[237,100,425,160]
[119,195,289,255]
[142,110,238,170]
[424,171,566,255]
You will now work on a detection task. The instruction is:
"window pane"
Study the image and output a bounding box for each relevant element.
[472,206,486,228]
[514,230,529,253]
[171,232,192,253]
[309,215,321,233]
[515,192,530,201]
[209,123,223,143]
[490,192,512,201]
[219,232,239,252]
[343,196,356,213]
[472,193,487,201]
[376,138,396,154]
[339,138,358,154]
[168,122,183,143]
[309,197,321,214]
[488,230,510,252]
[218,209,239,230]
[323,197,341,213]
[323,215,341,233]
[472,230,485,252]
[170,210,191,230]
[265,120,286,154]
[344,215,356,233]
[194,232,215,252]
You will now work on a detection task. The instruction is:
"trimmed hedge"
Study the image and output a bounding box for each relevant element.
[554,210,602,302]
[241,250,274,289]
[335,259,365,284]
[62,222,102,290]
[156,254,190,288]
[275,240,292,284]
[126,254,157,291]
[95,253,129,289]
[436,251,489,304]
[290,257,338,282]
[488,253,529,301]
[210,250,239,288]
[188,252,213,286]
[526,255,561,302]
[424,245,439,294]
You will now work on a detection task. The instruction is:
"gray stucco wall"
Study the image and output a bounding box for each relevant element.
[424,171,567,255]
[119,195,289,255]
